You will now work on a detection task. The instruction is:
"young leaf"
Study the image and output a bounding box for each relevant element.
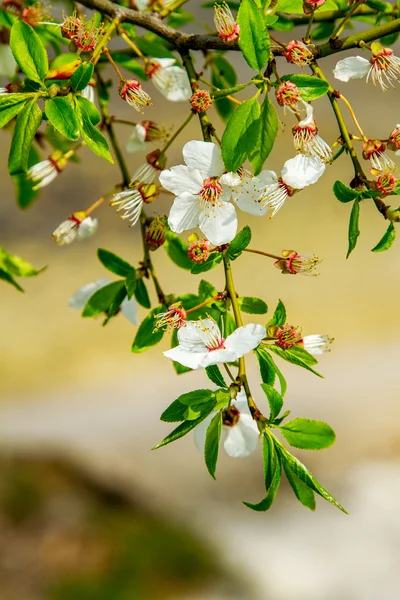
[227,226,251,260]
[0,97,29,129]
[45,97,80,141]
[279,418,336,450]
[333,180,362,203]
[102,285,127,325]
[164,231,192,270]
[198,279,218,301]
[74,97,113,163]
[250,95,279,175]
[267,299,286,328]
[260,383,283,421]
[191,252,222,274]
[10,21,48,82]
[282,74,329,101]
[204,411,222,479]
[125,271,137,298]
[237,0,270,71]
[0,247,44,278]
[244,436,281,512]
[255,347,287,397]
[82,280,125,318]
[177,389,215,407]
[97,249,135,277]
[346,199,361,258]
[205,365,228,388]
[275,440,347,513]
[132,307,165,353]
[371,222,396,252]
[160,399,188,422]
[0,268,23,292]
[8,99,42,175]
[282,460,316,510]
[153,410,214,450]
[71,61,94,91]
[269,344,323,377]
[134,278,151,309]
[238,296,268,314]
[221,97,260,172]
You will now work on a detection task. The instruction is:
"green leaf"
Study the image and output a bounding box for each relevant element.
[0,246,44,278]
[205,365,228,389]
[312,21,335,41]
[71,61,94,91]
[333,180,362,203]
[160,399,188,422]
[227,226,251,261]
[45,97,79,141]
[12,145,40,209]
[82,280,125,318]
[244,437,281,512]
[275,440,347,513]
[97,248,135,277]
[204,411,222,479]
[125,271,137,298]
[0,96,29,129]
[250,95,279,175]
[255,347,287,397]
[269,344,322,377]
[371,222,396,252]
[132,307,165,353]
[77,96,100,125]
[74,97,113,163]
[211,55,237,122]
[282,460,316,510]
[8,99,42,175]
[267,299,286,328]
[134,278,151,309]
[347,199,361,258]
[282,74,329,101]
[0,267,23,292]
[260,383,283,421]
[10,21,48,82]
[221,97,260,172]
[238,296,268,314]
[237,0,270,71]
[191,252,222,274]
[102,285,127,325]
[153,411,213,449]
[198,279,218,301]
[177,389,215,407]
[164,232,192,270]
[279,418,336,450]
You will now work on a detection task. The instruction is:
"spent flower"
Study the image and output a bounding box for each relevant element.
[292,104,332,163]
[155,303,187,331]
[214,1,240,44]
[274,250,321,276]
[52,212,98,246]
[119,79,152,112]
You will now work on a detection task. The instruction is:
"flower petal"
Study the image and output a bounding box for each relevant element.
[258,170,278,186]
[220,171,242,187]
[68,279,109,310]
[77,217,98,240]
[281,155,325,189]
[159,165,203,196]
[223,415,259,458]
[233,177,270,216]
[156,66,192,102]
[126,124,147,153]
[199,201,237,245]
[333,56,370,82]
[151,57,176,68]
[177,321,208,352]
[200,348,237,367]
[121,297,139,325]
[299,102,314,127]
[168,193,201,234]
[163,346,208,369]
[183,141,225,177]
[224,323,266,358]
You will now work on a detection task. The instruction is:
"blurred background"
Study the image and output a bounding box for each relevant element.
[1,4,400,599]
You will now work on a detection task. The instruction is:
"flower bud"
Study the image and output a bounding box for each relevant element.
[145,216,167,251]
[190,90,213,113]
[188,239,211,263]
[52,212,98,246]
[27,151,68,190]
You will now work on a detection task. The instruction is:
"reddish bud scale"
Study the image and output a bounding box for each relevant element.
[190,90,213,113]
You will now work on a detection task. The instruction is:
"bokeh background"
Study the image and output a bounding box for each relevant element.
[1,4,400,599]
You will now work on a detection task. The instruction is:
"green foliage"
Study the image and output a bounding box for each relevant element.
[250,95,279,175]
[10,21,48,83]
[211,55,238,122]
[255,347,287,396]
[244,434,281,511]
[260,383,283,421]
[0,93,33,128]
[82,280,126,318]
[45,97,80,141]
[227,226,251,261]
[8,99,42,175]
[191,252,222,274]
[238,296,268,314]
[97,249,135,277]
[0,246,44,292]
[282,460,316,510]
[269,344,323,377]
[134,278,151,309]
[204,412,222,478]
[371,222,395,252]
[71,62,94,91]
[221,97,260,172]
[205,365,228,388]
[164,232,192,270]
[281,74,329,101]
[267,299,286,328]
[132,307,165,353]
[237,0,270,71]
[346,199,361,258]
[74,97,113,163]
[333,180,362,203]
[279,418,336,450]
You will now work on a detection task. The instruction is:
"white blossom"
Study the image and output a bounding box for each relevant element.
[194,392,259,458]
[52,215,98,246]
[164,317,266,369]
[333,46,400,92]
[69,279,139,324]
[27,159,59,190]
[146,58,191,102]
[301,334,333,355]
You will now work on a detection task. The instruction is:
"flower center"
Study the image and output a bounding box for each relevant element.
[199,177,223,204]
[222,406,240,427]
[371,49,394,72]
